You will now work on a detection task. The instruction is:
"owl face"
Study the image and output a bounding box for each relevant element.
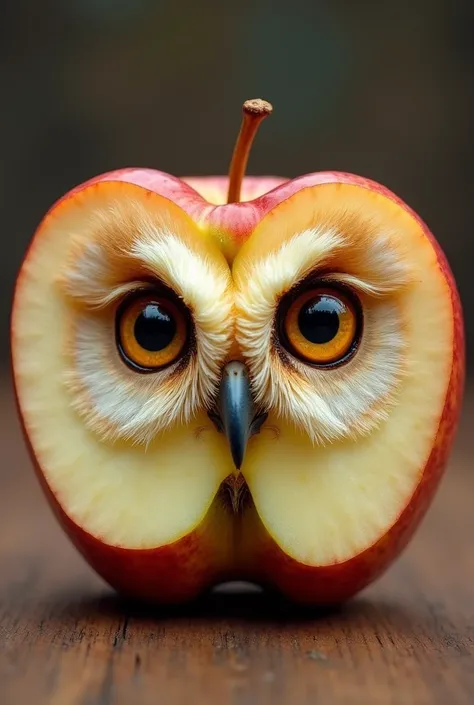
[12,173,461,603]
[60,184,411,447]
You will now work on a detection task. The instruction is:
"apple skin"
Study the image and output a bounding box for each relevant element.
[13,167,464,604]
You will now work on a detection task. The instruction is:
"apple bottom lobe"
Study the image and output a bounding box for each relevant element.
[250,414,456,604]
[23,423,228,603]
[56,501,220,604]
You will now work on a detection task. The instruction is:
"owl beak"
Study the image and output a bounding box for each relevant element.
[216,361,266,470]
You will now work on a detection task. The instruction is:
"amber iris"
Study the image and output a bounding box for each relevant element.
[283,288,359,365]
[117,293,188,371]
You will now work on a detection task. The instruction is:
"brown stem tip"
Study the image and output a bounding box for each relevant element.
[242,98,273,117]
[227,98,273,204]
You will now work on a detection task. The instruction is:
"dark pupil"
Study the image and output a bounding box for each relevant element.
[298,295,341,344]
[134,303,176,351]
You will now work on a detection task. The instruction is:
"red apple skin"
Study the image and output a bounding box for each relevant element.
[13,167,464,603]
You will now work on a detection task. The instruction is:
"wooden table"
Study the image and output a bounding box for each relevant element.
[1,381,473,705]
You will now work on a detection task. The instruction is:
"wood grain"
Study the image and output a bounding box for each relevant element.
[1,380,473,705]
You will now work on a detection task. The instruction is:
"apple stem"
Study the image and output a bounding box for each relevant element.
[227,98,273,204]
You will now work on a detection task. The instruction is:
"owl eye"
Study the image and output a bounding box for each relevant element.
[280,286,361,366]
[116,290,189,372]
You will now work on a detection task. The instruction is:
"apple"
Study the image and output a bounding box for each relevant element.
[11,100,464,604]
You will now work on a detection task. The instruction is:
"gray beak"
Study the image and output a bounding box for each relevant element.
[217,361,266,470]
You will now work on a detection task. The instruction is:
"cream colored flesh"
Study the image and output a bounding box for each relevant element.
[242,236,453,565]
[12,192,234,549]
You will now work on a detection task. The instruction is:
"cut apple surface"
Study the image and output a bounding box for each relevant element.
[235,182,459,567]
[12,175,462,595]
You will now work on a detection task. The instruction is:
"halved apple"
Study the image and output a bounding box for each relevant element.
[11,99,464,604]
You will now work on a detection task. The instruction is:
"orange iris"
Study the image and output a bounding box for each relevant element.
[283,288,359,365]
[117,292,188,371]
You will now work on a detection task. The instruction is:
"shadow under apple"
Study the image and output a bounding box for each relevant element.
[29,580,454,647]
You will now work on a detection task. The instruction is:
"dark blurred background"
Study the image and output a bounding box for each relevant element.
[1,0,472,369]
